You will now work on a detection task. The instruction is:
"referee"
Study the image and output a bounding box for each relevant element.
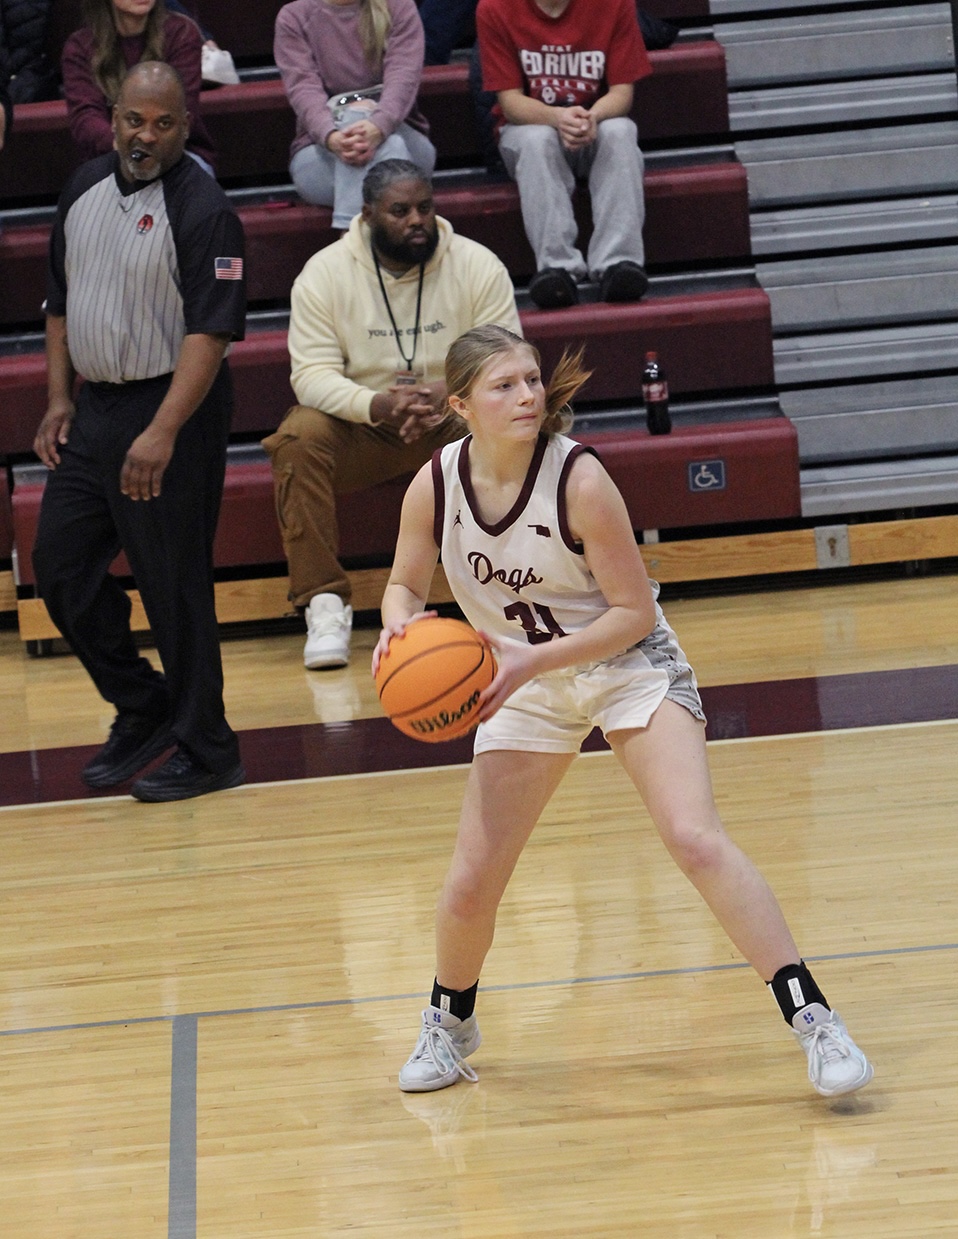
[32,61,246,803]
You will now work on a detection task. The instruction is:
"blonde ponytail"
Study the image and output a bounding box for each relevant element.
[541,345,591,435]
[359,0,392,70]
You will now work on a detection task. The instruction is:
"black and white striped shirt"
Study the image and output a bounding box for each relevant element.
[46,153,246,384]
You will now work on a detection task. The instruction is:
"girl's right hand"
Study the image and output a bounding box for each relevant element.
[371,610,438,677]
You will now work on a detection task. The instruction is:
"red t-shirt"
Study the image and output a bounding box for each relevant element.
[477,0,651,110]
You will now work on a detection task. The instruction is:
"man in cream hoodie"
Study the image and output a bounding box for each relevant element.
[263,159,521,668]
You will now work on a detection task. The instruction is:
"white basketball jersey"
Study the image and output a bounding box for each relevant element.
[434,432,618,649]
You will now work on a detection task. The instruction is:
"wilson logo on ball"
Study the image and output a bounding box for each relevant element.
[408,689,483,737]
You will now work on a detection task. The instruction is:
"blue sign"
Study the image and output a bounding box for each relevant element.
[688,459,726,492]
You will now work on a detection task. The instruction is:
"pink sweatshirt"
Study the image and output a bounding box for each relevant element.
[61,13,216,167]
[274,0,428,160]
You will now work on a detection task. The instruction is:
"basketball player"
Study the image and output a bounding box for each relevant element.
[374,324,873,1099]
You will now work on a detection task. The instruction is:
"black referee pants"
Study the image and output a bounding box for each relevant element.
[32,368,240,774]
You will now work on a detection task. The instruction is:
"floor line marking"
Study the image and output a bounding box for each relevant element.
[2,942,954,1039]
[2,716,955,813]
[168,1015,198,1239]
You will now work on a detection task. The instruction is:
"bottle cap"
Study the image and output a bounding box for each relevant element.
[645,351,657,362]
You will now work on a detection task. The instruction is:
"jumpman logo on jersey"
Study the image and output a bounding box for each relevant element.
[528,524,551,537]
[454,510,463,528]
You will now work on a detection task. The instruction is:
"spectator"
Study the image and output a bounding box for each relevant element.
[61,0,215,173]
[32,62,246,803]
[275,0,436,232]
[476,0,651,310]
[261,158,520,670]
[427,1,678,67]
[417,0,473,65]
[1,0,57,103]
[164,0,240,85]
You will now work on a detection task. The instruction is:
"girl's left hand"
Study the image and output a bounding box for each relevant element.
[475,632,539,720]
[371,610,438,677]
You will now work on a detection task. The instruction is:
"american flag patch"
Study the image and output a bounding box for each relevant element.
[215,257,243,280]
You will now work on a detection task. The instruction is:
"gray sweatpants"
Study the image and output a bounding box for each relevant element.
[498,116,646,281]
[290,124,437,230]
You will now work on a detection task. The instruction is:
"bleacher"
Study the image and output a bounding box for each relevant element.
[1,0,956,646]
[714,0,958,522]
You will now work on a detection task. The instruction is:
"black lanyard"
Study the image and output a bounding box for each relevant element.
[373,251,425,372]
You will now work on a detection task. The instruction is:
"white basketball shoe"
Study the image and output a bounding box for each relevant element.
[303,594,352,669]
[793,1005,874,1096]
[399,1006,482,1092]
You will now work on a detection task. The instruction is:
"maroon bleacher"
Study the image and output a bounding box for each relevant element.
[0,354,47,457]
[522,290,774,405]
[11,462,283,586]
[0,289,773,455]
[223,292,774,440]
[229,289,774,432]
[2,2,787,617]
[0,45,729,202]
[0,468,12,561]
[580,419,801,529]
[10,417,800,599]
[0,161,751,326]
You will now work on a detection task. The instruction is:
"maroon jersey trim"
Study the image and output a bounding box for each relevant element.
[458,432,549,536]
[431,445,449,548]
[557,443,600,553]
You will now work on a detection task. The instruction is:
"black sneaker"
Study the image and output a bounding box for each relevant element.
[81,712,174,789]
[599,260,648,303]
[528,267,579,310]
[130,746,245,803]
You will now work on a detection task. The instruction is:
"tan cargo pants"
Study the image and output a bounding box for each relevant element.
[262,405,465,608]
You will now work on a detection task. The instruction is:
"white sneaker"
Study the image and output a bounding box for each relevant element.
[399,1006,482,1093]
[793,1005,874,1097]
[303,594,352,669]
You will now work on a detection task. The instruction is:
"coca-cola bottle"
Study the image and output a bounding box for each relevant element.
[642,351,671,435]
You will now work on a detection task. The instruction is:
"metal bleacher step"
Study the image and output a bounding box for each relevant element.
[728,71,958,133]
[0,143,741,231]
[757,243,958,333]
[734,120,958,207]
[780,376,958,465]
[800,454,958,517]
[702,0,958,526]
[749,194,958,256]
[713,3,954,86]
[772,321,958,386]
[572,394,785,435]
[711,0,933,15]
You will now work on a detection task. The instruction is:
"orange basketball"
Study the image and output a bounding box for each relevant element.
[375,617,497,743]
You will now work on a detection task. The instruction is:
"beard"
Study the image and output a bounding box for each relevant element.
[371,220,439,268]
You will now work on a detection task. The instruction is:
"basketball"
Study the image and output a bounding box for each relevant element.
[375,617,497,743]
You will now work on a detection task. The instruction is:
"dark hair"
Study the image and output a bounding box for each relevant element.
[362,159,432,206]
[445,324,591,435]
[83,0,169,104]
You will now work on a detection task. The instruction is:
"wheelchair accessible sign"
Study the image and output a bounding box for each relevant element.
[688,459,726,492]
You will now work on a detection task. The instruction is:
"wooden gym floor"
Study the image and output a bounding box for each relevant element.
[1,571,957,1236]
